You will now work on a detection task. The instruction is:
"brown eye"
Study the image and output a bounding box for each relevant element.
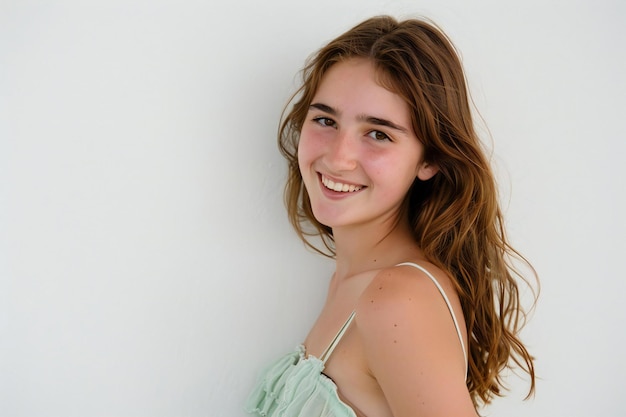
[313,117,337,128]
[368,130,391,142]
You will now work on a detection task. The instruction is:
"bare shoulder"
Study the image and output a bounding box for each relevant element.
[354,262,475,416]
[355,262,458,341]
[356,261,457,323]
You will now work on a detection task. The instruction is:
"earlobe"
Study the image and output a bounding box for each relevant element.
[416,162,439,181]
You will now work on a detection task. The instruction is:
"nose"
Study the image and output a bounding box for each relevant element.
[326,129,358,171]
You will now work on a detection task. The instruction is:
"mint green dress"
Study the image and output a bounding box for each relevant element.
[245,310,357,417]
[245,263,468,417]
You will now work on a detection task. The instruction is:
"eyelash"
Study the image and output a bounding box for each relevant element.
[311,117,392,142]
[312,117,336,128]
[367,130,391,142]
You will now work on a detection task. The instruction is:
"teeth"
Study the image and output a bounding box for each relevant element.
[321,175,362,193]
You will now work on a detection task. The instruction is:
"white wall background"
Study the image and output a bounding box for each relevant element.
[1,0,624,416]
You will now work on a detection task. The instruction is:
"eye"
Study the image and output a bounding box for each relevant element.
[367,130,391,142]
[312,117,337,128]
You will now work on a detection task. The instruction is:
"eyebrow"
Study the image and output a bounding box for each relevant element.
[309,102,408,133]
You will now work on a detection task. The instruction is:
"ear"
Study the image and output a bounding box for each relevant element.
[416,161,438,181]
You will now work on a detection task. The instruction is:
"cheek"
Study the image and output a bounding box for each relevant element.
[366,150,420,189]
[297,139,316,182]
[297,131,322,169]
[297,137,310,171]
[362,149,403,177]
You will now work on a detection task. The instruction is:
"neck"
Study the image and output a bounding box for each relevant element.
[331,217,421,280]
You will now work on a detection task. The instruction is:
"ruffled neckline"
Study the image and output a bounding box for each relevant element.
[245,345,357,417]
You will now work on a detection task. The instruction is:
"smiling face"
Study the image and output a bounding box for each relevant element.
[297,58,437,231]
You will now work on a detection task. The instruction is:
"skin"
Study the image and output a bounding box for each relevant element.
[297,58,478,417]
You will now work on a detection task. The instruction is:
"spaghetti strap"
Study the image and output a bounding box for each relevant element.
[397,262,468,378]
[319,310,356,365]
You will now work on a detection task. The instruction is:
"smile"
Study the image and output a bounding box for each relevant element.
[321,174,363,193]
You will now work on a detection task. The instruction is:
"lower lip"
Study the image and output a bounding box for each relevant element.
[318,174,364,199]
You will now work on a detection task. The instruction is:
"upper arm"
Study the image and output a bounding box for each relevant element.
[355,266,477,417]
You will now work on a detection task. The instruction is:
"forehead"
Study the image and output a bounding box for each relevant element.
[312,58,410,120]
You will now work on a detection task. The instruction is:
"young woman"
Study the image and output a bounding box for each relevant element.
[245,15,537,417]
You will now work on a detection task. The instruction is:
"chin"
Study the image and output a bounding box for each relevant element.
[310,207,343,229]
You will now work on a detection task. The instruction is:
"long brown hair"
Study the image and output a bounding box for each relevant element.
[278,15,537,406]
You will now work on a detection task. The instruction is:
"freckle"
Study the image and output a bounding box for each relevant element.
[394,323,397,327]
[378,286,383,290]
[370,300,374,303]
[393,340,397,343]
